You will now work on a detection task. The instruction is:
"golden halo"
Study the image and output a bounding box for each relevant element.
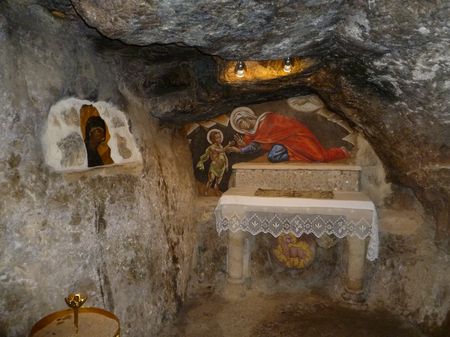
[206,129,224,144]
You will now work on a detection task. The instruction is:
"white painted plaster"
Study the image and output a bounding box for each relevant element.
[42,98,142,172]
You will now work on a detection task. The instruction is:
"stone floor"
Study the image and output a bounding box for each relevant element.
[160,288,431,337]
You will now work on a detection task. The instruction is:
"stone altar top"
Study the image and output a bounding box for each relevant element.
[232,162,361,192]
[232,162,362,171]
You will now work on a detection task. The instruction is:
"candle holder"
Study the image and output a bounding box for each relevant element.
[30,292,120,337]
[65,293,88,333]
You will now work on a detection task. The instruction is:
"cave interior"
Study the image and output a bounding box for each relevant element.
[0,1,449,337]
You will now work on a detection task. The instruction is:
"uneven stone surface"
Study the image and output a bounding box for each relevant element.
[234,165,361,192]
[367,214,450,328]
[64,0,450,240]
[159,290,430,337]
[71,0,343,60]
[0,3,197,337]
[1,0,450,336]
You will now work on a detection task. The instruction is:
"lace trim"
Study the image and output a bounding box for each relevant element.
[215,209,379,261]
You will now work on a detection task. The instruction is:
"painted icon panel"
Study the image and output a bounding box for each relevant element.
[80,104,114,167]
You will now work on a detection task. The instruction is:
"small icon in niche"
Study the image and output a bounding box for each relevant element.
[80,104,114,167]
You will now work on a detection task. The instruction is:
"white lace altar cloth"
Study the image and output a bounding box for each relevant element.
[215,187,378,261]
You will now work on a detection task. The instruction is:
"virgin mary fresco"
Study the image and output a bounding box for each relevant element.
[80,104,114,167]
[226,107,349,163]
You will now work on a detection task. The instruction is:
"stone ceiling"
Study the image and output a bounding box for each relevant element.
[71,0,345,60]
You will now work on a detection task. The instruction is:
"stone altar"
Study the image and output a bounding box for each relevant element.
[216,162,377,298]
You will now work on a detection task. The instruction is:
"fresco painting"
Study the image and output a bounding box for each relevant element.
[196,129,232,192]
[226,108,349,163]
[186,95,353,196]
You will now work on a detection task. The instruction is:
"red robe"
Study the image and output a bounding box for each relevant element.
[243,112,349,162]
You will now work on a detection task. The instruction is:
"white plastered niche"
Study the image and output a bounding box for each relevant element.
[42,98,142,172]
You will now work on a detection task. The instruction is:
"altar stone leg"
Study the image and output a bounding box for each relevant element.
[223,231,248,300]
[344,236,366,300]
[227,230,245,284]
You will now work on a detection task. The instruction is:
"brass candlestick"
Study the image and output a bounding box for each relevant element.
[64,293,87,334]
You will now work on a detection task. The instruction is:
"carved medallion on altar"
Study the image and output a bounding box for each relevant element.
[272,234,317,269]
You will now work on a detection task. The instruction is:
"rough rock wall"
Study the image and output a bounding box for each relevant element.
[71,0,342,59]
[1,0,449,334]
[0,3,196,337]
[368,213,450,330]
[67,0,450,241]
[308,66,449,242]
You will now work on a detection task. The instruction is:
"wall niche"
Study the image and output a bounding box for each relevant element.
[43,98,142,173]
